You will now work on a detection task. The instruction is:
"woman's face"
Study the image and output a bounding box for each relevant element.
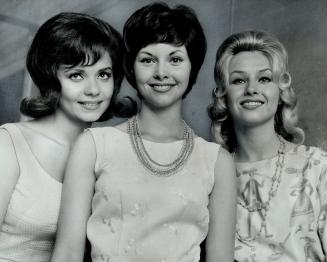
[226,51,280,128]
[56,52,114,123]
[134,43,191,109]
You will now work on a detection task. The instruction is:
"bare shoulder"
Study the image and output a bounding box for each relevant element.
[113,120,128,134]
[63,131,97,179]
[217,146,234,164]
[73,130,96,152]
[214,146,235,181]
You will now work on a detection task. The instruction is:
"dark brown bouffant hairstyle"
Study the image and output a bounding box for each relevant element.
[123,2,207,98]
[21,12,125,121]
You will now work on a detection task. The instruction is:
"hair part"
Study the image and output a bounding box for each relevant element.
[207,30,304,151]
[21,12,125,121]
[123,2,207,98]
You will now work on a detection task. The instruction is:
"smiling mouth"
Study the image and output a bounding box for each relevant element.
[149,83,176,92]
[240,100,264,109]
[78,101,102,110]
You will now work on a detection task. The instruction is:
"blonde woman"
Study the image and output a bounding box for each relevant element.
[208,30,327,261]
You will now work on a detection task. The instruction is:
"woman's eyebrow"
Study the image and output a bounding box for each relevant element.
[138,51,153,56]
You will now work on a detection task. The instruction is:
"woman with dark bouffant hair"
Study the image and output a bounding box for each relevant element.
[208,30,327,262]
[0,12,125,261]
[51,2,236,262]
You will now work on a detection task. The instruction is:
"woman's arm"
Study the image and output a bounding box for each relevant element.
[206,147,237,262]
[0,129,20,227]
[51,131,96,262]
[317,161,327,255]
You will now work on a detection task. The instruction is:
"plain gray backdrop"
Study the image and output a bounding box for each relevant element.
[0,0,326,148]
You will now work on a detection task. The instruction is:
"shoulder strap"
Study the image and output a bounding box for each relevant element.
[195,138,221,192]
[86,127,106,174]
[0,123,39,172]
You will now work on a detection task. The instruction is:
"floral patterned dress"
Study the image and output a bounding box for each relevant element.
[235,145,327,262]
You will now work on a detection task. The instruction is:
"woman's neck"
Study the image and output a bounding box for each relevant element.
[137,103,185,142]
[234,122,281,162]
[33,113,90,148]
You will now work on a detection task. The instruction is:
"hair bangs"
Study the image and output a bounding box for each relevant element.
[141,18,187,48]
[60,38,108,68]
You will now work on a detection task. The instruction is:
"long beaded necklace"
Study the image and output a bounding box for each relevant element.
[127,116,194,177]
[236,135,286,243]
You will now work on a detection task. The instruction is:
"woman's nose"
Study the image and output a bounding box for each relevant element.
[84,78,100,96]
[245,80,259,95]
[153,61,168,80]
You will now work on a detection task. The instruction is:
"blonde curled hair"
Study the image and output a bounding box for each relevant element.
[207,30,304,151]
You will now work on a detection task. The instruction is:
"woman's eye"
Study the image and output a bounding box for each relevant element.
[140,57,154,64]
[231,78,245,85]
[68,73,83,80]
[98,71,112,80]
[170,57,183,64]
[259,77,271,83]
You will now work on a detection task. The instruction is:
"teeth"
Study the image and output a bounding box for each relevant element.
[243,101,262,106]
[152,85,172,88]
[151,84,173,92]
[80,102,100,109]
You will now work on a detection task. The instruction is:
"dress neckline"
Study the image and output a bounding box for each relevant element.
[108,126,200,145]
[14,124,63,186]
[235,144,301,165]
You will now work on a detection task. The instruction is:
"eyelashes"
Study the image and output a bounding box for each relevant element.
[139,56,184,65]
[68,72,82,80]
[98,71,112,80]
[67,71,112,81]
[230,76,272,85]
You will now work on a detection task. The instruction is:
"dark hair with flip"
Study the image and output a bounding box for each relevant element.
[21,12,124,121]
[123,2,207,98]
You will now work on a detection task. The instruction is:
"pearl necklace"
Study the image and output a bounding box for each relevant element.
[236,136,286,243]
[127,116,194,177]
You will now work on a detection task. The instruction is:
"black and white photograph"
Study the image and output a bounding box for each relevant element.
[0,0,327,261]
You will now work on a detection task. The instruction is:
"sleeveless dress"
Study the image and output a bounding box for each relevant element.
[87,127,220,262]
[235,145,327,262]
[0,123,62,262]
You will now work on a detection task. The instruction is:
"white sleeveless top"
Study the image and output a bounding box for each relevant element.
[87,127,220,262]
[0,123,62,262]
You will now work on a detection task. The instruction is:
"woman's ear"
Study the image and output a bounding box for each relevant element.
[279,72,291,91]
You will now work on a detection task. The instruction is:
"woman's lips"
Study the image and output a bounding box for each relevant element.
[240,100,264,109]
[149,83,176,92]
[78,101,102,110]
